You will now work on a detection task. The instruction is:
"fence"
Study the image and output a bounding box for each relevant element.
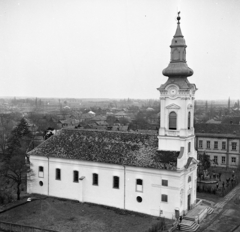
[0,221,58,232]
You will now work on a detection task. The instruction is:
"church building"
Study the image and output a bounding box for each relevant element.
[27,15,198,219]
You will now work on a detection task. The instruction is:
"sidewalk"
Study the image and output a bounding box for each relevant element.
[197,183,240,232]
[0,195,43,214]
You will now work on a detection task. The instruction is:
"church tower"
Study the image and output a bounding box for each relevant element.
[158,13,198,215]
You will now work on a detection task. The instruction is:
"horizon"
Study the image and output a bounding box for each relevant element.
[1,96,239,103]
[0,0,240,100]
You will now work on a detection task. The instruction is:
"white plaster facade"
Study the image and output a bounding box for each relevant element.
[28,155,197,219]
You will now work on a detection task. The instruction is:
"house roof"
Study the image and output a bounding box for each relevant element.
[95,121,108,126]
[91,115,107,121]
[222,116,240,125]
[195,123,240,137]
[115,111,128,116]
[146,107,154,111]
[206,119,221,124]
[28,129,179,170]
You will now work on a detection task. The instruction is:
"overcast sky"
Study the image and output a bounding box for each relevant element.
[0,0,239,100]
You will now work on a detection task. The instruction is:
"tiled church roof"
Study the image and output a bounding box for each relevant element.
[28,129,179,170]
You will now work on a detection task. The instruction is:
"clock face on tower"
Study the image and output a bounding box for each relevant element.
[168,87,177,97]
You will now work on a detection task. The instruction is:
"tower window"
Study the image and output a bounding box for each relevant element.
[169,112,177,130]
[188,112,191,129]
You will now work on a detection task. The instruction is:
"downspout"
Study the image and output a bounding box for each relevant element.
[239,138,240,167]
[124,165,126,209]
[226,138,229,169]
[47,156,49,196]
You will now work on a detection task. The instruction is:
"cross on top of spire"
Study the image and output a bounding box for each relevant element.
[177,11,181,24]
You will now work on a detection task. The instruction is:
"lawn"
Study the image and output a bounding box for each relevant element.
[0,196,173,232]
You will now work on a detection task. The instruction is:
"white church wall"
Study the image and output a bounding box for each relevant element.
[182,166,197,214]
[82,162,124,208]
[48,158,125,208]
[125,167,161,216]
[27,156,49,196]
[48,158,83,201]
[158,136,182,151]
[125,167,181,219]
[28,155,185,219]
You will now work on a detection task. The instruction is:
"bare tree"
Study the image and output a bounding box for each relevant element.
[0,118,34,200]
[0,154,34,200]
[0,114,17,156]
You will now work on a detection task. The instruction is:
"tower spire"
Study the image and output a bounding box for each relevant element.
[162,13,193,78]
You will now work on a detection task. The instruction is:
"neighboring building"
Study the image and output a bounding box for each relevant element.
[90,115,107,122]
[115,111,129,119]
[195,123,240,168]
[146,112,160,125]
[57,118,80,128]
[80,112,95,121]
[205,119,221,124]
[27,135,44,151]
[146,107,155,112]
[27,16,198,219]
[222,116,240,125]
[88,110,95,116]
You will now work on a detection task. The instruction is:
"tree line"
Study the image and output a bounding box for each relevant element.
[0,117,34,202]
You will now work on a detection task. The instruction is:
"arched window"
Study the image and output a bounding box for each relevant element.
[169,111,177,130]
[188,176,191,183]
[188,112,191,129]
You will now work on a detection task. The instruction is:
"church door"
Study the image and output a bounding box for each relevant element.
[175,210,180,220]
[188,194,191,210]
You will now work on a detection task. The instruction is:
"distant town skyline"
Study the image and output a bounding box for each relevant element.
[0,0,240,100]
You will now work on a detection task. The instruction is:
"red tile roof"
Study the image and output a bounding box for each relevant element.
[28,129,179,170]
[195,123,240,137]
